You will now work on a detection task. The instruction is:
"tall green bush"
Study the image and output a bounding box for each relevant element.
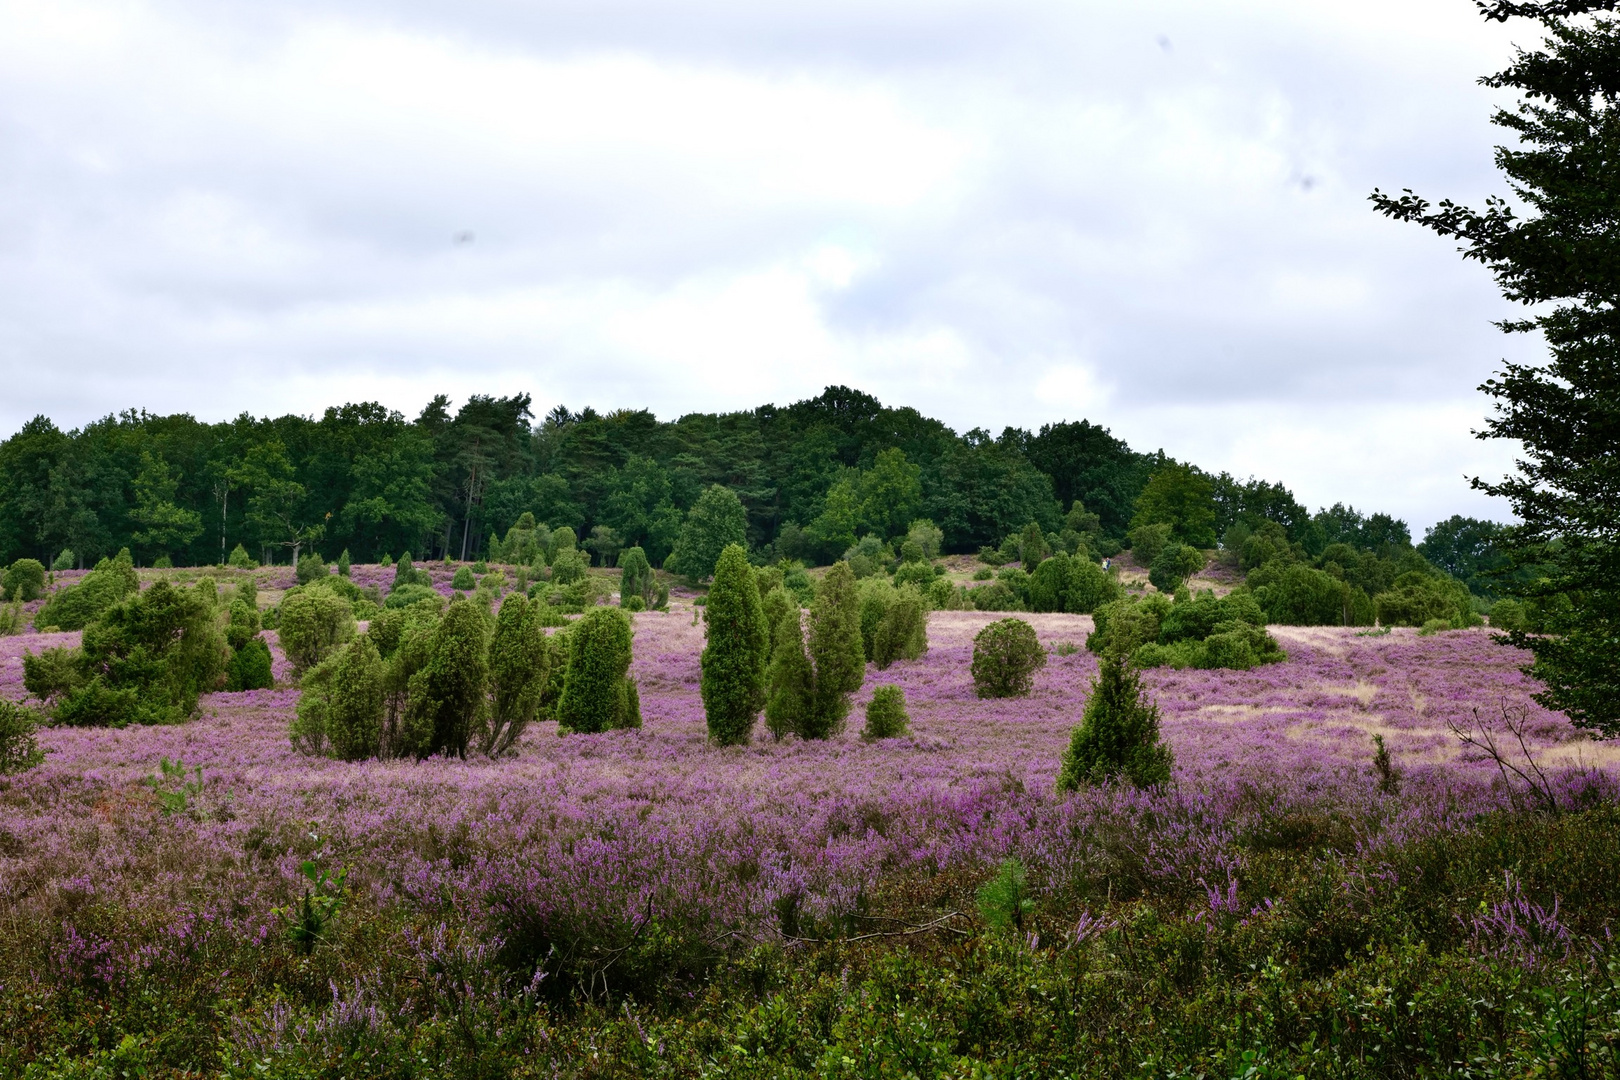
[549,546,587,586]
[971,618,1046,698]
[293,636,385,760]
[557,607,639,734]
[51,549,76,572]
[278,585,357,675]
[1027,552,1120,614]
[862,685,910,740]
[701,544,769,745]
[1375,572,1480,628]
[1127,523,1172,569]
[1018,522,1050,571]
[619,546,654,609]
[296,552,328,585]
[482,593,552,756]
[226,544,256,570]
[402,596,489,759]
[805,561,864,738]
[871,583,927,670]
[764,603,813,740]
[0,700,44,774]
[1148,544,1206,594]
[2,559,45,602]
[35,549,138,631]
[451,565,476,590]
[1057,656,1172,789]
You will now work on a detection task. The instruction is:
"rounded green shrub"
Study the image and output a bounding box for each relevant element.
[226,637,274,691]
[549,547,587,586]
[384,582,442,611]
[451,565,476,590]
[51,549,76,572]
[35,550,139,631]
[293,636,385,759]
[278,585,357,675]
[670,485,748,583]
[557,607,638,734]
[971,618,1047,698]
[296,552,328,585]
[1148,544,1206,594]
[862,685,910,740]
[701,544,769,745]
[1057,656,1172,789]
[2,559,46,603]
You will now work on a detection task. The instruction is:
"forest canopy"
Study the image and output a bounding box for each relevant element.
[0,386,1458,574]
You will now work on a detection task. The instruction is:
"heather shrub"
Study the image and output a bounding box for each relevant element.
[871,583,928,669]
[451,565,476,590]
[805,561,864,738]
[971,618,1046,698]
[51,548,75,572]
[295,552,328,585]
[0,700,44,774]
[402,595,489,758]
[35,549,138,631]
[701,544,769,745]
[482,592,553,756]
[557,607,638,734]
[1057,655,1172,789]
[2,559,46,602]
[1148,543,1205,594]
[862,685,909,740]
[278,585,357,675]
[1127,523,1172,568]
[619,546,655,608]
[764,604,813,740]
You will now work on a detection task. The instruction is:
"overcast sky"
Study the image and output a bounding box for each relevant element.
[0,0,1547,531]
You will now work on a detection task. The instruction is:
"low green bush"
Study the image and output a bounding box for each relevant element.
[971,618,1046,698]
[557,607,639,734]
[278,584,357,675]
[1057,655,1172,789]
[295,552,328,585]
[862,685,910,739]
[50,548,75,572]
[385,583,442,610]
[2,559,46,602]
[451,565,476,590]
[34,549,139,631]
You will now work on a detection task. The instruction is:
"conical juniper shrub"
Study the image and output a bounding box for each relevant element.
[871,583,928,669]
[482,592,551,756]
[402,595,489,759]
[378,605,441,757]
[857,578,896,659]
[618,546,654,608]
[1057,654,1172,790]
[227,638,274,692]
[862,684,910,740]
[701,544,769,745]
[557,607,637,734]
[292,635,385,759]
[970,617,1046,698]
[764,603,813,740]
[805,560,864,738]
[277,585,357,675]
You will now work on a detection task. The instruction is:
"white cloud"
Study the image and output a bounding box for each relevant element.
[0,0,1544,530]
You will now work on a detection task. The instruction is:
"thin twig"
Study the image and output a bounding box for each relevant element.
[782,910,970,945]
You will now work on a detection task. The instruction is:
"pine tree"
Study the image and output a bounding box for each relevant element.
[1372,0,1620,733]
[1057,656,1172,789]
[701,544,769,744]
[805,560,864,738]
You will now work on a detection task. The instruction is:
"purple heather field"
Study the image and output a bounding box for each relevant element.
[0,587,1611,981]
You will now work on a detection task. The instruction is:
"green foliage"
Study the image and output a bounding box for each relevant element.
[50,548,75,572]
[969,580,1022,612]
[842,534,891,579]
[337,548,351,576]
[857,577,897,659]
[670,485,748,583]
[384,582,442,610]
[1248,560,1370,626]
[861,684,909,740]
[1057,655,1172,789]
[701,544,769,745]
[618,545,655,609]
[586,524,622,567]
[401,596,489,758]
[226,637,274,691]
[392,552,432,591]
[764,603,814,740]
[892,558,936,589]
[547,525,579,565]
[0,700,44,774]
[1131,461,1218,548]
[293,636,386,760]
[1126,522,1172,569]
[1087,593,1173,657]
[906,518,943,560]
[34,549,138,631]
[45,580,229,726]
[2,558,45,602]
[971,617,1046,698]
[295,552,328,585]
[0,603,22,636]
[871,584,928,669]
[277,585,357,675]
[976,858,1034,931]
[1376,571,1481,629]
[145,756,205,816]
[274,859,348,954]
[1148,543,1205,593]
[557,607,638,735]
[805,561,864,738]
[1374,3,1620,732]
[1018,521,1050,571]
[482,592,553,756]
[1027,551,1121,614]
[226,544,256,569]
[379,551,393,567]
[451,565,475,590]
[548,546,587,586]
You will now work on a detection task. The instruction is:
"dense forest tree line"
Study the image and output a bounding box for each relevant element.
[0,385,1494,582]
